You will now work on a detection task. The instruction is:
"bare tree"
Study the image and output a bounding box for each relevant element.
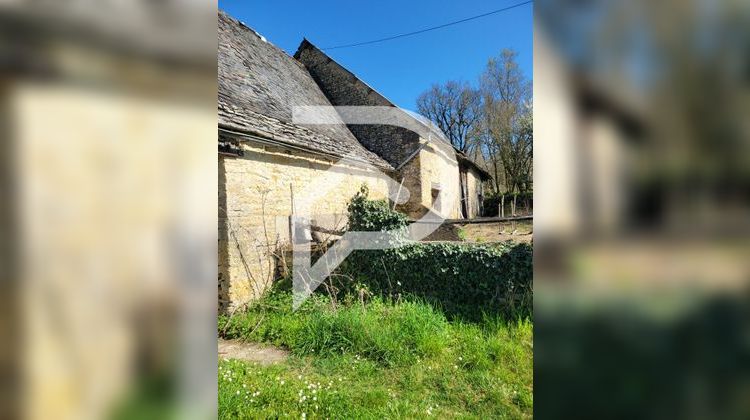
[416,80,482,153]
[415,50,532,196]
[480,49,532,194]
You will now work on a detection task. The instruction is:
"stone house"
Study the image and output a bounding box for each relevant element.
[294,39,490,220]
[218,11,490,309]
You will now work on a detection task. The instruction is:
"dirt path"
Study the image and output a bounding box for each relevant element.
[218,339,289,365]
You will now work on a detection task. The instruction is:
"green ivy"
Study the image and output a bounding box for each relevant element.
[347,184,409,233]
[335,187,533,320]
[336,242,532,320]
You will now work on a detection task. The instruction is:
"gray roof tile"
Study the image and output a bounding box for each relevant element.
[218,11,392,170]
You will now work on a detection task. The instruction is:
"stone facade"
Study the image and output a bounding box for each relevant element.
[397,142,486,220]
[219,141,392,311]
[415,141,463,219]
[464,166,484,218]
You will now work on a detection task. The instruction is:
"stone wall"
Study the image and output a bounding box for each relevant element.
[391,139,464,220]
[394,155,423,218]
[416,140,462,219]
[464,167,484,218]
[219,141,392,311]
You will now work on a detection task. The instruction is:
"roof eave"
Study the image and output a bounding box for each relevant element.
[218,123,395,172]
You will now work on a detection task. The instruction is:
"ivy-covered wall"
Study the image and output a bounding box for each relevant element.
[337,242,532,319]
[331,186,532,319]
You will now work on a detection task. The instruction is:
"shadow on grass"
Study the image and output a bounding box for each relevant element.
[271,274,530,325]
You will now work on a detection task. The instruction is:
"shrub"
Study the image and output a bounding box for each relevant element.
[336,188,533,320]
[336,241,532,320]
[347,185,408,233]
[457,227,467,241]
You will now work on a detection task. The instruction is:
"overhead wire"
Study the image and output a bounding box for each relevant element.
[321,1,533,51]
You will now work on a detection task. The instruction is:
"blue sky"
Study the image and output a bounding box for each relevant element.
[219,0,532,110]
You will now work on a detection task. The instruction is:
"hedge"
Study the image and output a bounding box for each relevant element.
[335,241,532,319]
[322,185,533,320]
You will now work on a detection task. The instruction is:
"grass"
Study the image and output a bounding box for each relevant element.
[219,288,533,418]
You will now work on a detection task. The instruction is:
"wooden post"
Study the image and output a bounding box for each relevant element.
[512,194,517,217]
[500,194,505,218]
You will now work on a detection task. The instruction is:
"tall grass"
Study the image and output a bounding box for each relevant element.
[220,286,531,368]
[298,299,449,365]
[221,289,450,366]
[219,287,533,418]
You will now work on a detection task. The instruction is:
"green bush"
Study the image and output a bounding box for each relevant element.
[347,184,409,233]
[457,227,467,241]
[336,242,532,320]
[337,187,533,320]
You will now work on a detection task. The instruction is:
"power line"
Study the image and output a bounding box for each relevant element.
[321,1,533,51]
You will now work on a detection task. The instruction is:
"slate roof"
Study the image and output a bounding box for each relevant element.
[218,11,392,170]
[295,39,492,179]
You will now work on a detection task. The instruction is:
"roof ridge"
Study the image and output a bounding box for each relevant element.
[294,39,400,109]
